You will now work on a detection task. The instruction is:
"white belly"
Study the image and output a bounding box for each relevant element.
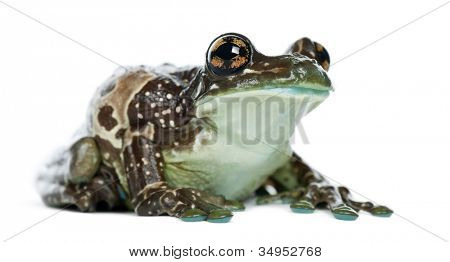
[163,133,292,200]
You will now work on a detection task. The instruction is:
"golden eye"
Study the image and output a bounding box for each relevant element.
[206,33,252,76]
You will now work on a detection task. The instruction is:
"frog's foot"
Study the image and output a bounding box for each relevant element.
[256,189,303,205]
[71,175,121,212]
[133,182,238,223]
[40,167,121,212]
[256,187,358,220]
[338,187,393,217]
[288,185,359,220]
[199,193,245,212]
[289,185,393,220]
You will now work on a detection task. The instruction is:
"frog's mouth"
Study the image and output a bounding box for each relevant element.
[196,84,330,118]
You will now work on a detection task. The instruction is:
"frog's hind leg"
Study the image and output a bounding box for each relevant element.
[38,167,122,212]
[37,152,75,208]
[37,137,122,212]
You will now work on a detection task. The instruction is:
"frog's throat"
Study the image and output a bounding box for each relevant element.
[194,87,330,148]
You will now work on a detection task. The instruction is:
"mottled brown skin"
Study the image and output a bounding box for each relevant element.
[37,63,243,220]
[37,33,392,222]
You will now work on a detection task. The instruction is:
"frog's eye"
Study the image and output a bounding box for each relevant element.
[206,34,252,76]
[287,37,330,71]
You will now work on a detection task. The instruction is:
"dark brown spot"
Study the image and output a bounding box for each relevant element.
[115,128,126,139]
[98,105,118,131]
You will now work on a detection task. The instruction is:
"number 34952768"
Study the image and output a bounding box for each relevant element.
[258,247,321,256]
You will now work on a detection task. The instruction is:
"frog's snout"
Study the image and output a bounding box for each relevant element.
[290,54,333,91]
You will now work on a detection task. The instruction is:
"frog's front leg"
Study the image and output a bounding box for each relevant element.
[123,130,241,223]
[257,153,393,220]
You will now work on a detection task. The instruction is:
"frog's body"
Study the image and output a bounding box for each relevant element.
[38,33,392,222]
[164,87,328,200]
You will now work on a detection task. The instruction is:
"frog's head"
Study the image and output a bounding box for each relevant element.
[188,33,333,145]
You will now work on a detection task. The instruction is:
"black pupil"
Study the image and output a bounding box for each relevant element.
[215,42,240,60]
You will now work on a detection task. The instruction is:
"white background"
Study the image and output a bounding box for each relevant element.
[1,0,449,261]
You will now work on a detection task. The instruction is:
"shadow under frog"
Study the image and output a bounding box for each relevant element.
[37,33,392,222]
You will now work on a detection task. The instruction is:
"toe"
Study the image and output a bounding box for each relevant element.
[281,195,297,204]
[256,195,277,205]
[290,199,315,214]
[207,209,233,223]
[180,208,207,222]
[224,200,245,211]
[370,205,393,217]
[332,204,359,221]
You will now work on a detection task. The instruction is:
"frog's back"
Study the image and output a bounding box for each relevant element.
[88,66,184,146]
[87,65,199,146]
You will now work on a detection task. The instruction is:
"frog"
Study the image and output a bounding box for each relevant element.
[37,33,392,223]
